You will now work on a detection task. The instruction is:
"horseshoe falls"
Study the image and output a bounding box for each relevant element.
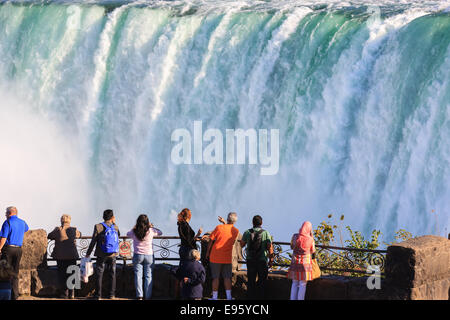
[0,1,449,242]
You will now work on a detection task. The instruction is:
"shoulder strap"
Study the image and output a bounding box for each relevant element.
[101,222,111,231]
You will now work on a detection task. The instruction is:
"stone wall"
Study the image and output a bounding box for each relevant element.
[384,235,449,300]
[30,263,178,298]
[16,231,450,300]
[17,229,48,296]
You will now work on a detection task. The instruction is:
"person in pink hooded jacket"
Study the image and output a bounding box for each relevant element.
[287,221,316,300]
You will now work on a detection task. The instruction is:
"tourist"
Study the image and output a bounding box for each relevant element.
[126,214,162,300]
[206,212,239,300]
[240,215,274,300]
[176,208,203,299]
[0,206,29,300]
[0,259,14,300]
[86,209,120,299]
[177,208,203,265]
[287,221,316,300]
[48,214,82,299]
[176,249,206,300]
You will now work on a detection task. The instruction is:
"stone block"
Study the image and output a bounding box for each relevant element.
[386,235,450,288]
[410,278,450,300]
[18,269,31,296]
[20,229,48,270]
[306,276,347,300]
[31,268,60,296]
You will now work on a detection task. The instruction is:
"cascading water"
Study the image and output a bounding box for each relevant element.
[0,0,449,242]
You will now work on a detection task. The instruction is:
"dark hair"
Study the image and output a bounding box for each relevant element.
[133,214,150,241]
[252,215,262,228]
[103,209,114,221]
[177,208,191,223]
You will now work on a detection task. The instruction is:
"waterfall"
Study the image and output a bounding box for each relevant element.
[0,0,449,241]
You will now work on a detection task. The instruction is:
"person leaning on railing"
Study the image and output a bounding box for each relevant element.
[47,214,81,299]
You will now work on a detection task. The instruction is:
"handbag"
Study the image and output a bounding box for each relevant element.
[311,257,321,280]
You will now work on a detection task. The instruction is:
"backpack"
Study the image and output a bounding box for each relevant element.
[247,228,264,260]
[100,222,119,254]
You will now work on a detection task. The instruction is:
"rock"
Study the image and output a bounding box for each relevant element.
[31,268,60,296]
[385,235,450,300]
[306,276,347,300]
[20,229,48,270]
[410,278,450,300]
[30,262,179,299]
[386,235,450,287]
[152,263,178,299]
[233,233,244,271]
[18,270,31,296]
[263,271,291,300]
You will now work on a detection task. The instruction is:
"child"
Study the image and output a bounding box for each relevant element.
[176,249,206,300]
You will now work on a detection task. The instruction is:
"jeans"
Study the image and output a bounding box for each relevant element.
[1,246,22,300]
[246,259,269,300]
[0,289,10,300]
[0,281,11,300]
[95,256,116,298]
[132,254,154,299]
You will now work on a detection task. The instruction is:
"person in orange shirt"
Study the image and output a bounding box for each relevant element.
[205,212,239,300]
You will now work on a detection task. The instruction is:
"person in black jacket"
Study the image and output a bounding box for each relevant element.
[176,249,206,300]
[176,208,203,299]
[177,208,203,266]
[86,209,120,300]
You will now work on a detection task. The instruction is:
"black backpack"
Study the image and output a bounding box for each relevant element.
[247,228,264,259]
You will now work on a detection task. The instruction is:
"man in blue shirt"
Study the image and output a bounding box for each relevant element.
[0,206,29,300]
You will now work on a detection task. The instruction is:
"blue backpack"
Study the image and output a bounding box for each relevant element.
[100,222,119,254]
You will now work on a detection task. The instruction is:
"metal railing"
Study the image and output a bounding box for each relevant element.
[267,242,387,276]
[47,236,387,275]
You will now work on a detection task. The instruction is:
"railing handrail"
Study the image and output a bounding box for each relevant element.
[74,236,387,252]
[273,241,388,253]
[47,236,387,276]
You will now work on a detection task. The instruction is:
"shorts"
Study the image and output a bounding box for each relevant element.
[210,263,232,279]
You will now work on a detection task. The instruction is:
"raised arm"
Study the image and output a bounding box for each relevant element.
[86,226,98,257]
[290,234,297,250]
[151,227,163,236]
